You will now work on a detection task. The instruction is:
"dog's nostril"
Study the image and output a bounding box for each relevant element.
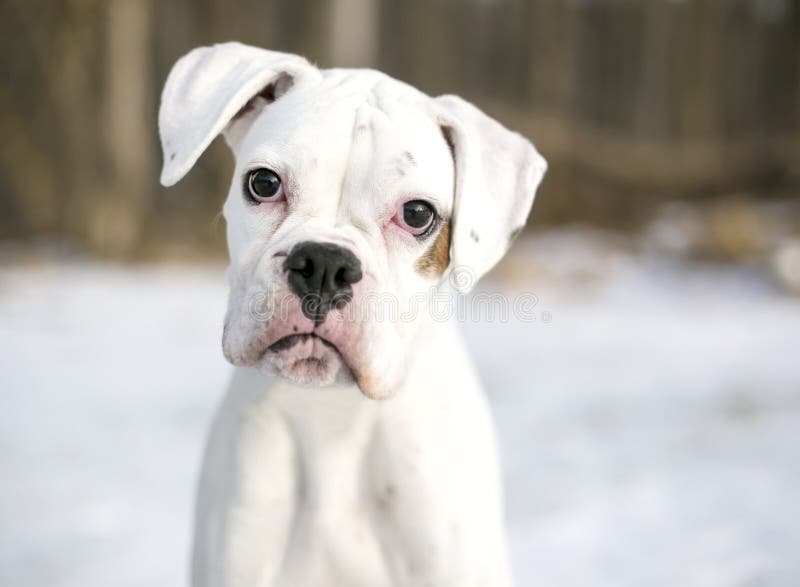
[336,266,362,285]
[301,259,314,279]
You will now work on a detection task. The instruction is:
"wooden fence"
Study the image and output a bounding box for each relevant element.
[1,0,797,253]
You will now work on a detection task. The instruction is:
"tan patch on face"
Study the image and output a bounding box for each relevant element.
[414,220,451,277]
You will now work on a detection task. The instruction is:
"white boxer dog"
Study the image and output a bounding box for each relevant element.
[159,42,546,587]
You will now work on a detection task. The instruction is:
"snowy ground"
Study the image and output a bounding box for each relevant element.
[2,233,799,587]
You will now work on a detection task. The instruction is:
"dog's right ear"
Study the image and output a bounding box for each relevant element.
[158,42,321,187]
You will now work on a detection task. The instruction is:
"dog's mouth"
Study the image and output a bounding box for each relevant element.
[268,332,336,353]
[261,332,351,386]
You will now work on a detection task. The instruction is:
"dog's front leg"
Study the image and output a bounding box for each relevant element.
[191,369,297,587]
[366,373,513,586]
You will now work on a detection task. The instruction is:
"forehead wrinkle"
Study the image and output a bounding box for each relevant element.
[335,100,406,242]
[286,90,369,219]
[344,100,391,192]
[335,102,366,212]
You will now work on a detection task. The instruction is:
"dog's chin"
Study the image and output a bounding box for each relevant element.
[257,333,353,387]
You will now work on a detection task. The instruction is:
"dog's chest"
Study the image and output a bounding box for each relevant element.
[271,387,395,586]
[275,493,392,587]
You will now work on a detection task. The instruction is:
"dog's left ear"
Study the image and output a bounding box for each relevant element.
[434,95,547,293]
[158,42,321,187]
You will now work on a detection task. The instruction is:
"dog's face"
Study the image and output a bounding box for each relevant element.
[159,43,546,399]
[221,72,457,398]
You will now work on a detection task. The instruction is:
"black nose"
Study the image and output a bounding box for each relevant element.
[284,241,363,324]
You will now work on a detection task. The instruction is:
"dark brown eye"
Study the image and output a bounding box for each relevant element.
[246,169,284,203]
[396,200,436,235]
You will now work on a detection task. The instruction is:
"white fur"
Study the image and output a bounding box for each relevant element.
[159,42,546,586]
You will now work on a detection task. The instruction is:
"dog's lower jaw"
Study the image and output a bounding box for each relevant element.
[224,337,393,398]
[222,313,414,399]
[257,333,350,386]
[258,349,400,400]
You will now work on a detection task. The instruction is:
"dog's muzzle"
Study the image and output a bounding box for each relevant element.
[284,241,363,325]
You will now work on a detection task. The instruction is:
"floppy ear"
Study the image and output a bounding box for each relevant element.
[434,95,547,293]
[158,42,321,187]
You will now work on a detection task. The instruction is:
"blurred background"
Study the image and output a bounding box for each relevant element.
[1,1,799,586]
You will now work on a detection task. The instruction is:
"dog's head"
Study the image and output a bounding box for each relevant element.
[159,43,546,399]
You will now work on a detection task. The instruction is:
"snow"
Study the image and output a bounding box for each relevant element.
[2,234,799,586]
